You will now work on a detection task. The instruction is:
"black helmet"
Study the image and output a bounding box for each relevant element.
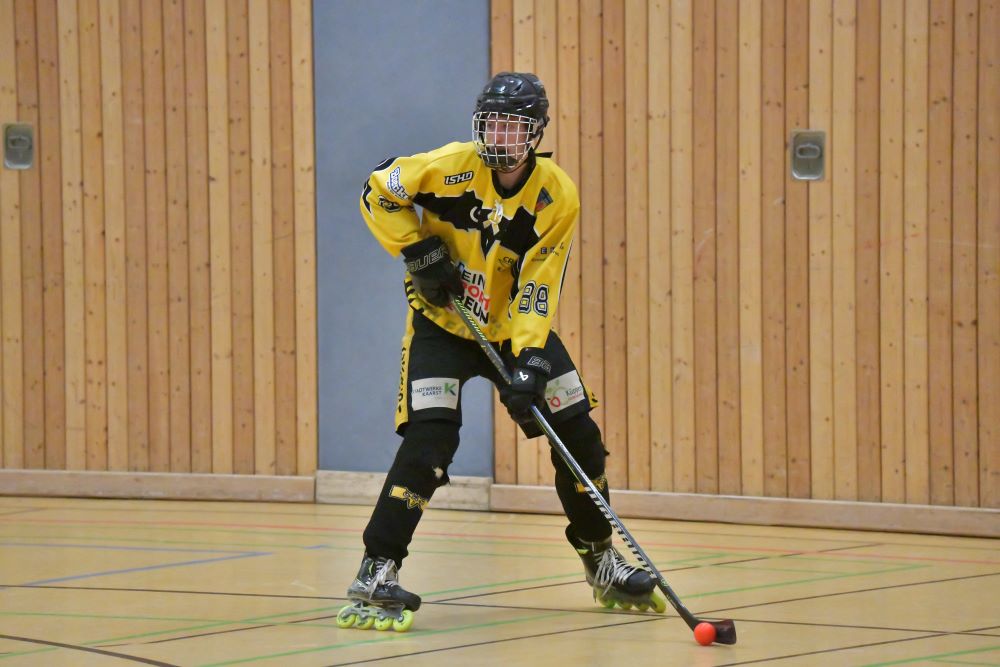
[472,72,549,172]
[474,72,550,126]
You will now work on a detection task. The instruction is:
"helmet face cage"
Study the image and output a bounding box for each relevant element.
[472,111,542,172]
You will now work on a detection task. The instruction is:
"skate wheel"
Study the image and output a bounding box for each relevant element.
[373,615,394,631]
[335,608,357,629]
[392,609,414,632]
[650,593,667,613]
[636,603,649,612]
[355,615,376,630]
[617,601,633,610]
[598,596,616,609]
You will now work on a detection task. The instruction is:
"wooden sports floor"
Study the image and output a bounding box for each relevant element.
[0,496,997,666]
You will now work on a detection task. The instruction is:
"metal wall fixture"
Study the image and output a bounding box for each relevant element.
[3,123,34,170]
[790,129,825,181]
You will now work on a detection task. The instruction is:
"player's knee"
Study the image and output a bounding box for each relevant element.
[394,420,461,489]
[550,413,608,478]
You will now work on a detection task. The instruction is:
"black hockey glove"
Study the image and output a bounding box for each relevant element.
[500,348,552,422]
[401,236,463,307]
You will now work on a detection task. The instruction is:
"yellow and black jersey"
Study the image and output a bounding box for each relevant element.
[360,141,579,356]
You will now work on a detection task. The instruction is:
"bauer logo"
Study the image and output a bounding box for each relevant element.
[386,166,409,201]
[411,377,460,411]
[444,170,473,185]
[544,370,586,413]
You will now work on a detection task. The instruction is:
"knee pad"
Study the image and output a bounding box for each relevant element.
[392,420,461,491]
[549,413,607,479]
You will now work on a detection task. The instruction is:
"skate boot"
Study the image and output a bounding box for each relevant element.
[336,554,422,632]
[567,526,667,612]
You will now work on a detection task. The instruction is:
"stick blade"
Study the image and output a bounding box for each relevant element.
[711,620,737,645]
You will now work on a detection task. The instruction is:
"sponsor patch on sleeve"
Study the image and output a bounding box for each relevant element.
[411,377,460,411]
[544,370,586,413]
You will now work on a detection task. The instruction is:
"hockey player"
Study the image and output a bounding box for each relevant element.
[337,72,665,632]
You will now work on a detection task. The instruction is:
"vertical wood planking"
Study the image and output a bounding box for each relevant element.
[648,0,673,492]
[855,0,882,502]
[80,0,108,471]
[58,0,86,472]
[228,0,254,474]
[121,0,149,471]
[785,0,811,498]
[207,0,233,474]
[248,0,275,475]
[578,0,605,476]
[951,0,978,507]
[490,0,517,484]
[556,0,581,367]
[625,0,650,490]
[670,0,695,492]
[534,0,558,488]
[880,0,906,502]
[512,0,539,485]
[101,0,128,472]
[761,0,787,497]
[977,0,999,508]
[270,0,297,477]
[808,0,834,500]
[164,0,191,473]
[602,0,628,488]
[291,0,317,476]
[0,0,23,468]
[692,0,716,494]
[739,0,764,497]
[15,0,45,470]
[143,0,170,473]
[927,0,954,505]
[831,0,857,500]
[716,0,741,495]
[186,0,212,473]
[38,0,67,469]
[903,0,929,504]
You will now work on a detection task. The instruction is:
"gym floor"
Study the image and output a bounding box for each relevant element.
[0,496,997,666]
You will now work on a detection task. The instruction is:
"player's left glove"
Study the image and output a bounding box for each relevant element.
[401,236,464,307]
[500,347,551,422]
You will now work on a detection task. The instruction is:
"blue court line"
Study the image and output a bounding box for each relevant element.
[0,542,270,587]
[0,542,258,555]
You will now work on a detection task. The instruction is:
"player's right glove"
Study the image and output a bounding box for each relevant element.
[401,236,463,307]
[500,347,552,422]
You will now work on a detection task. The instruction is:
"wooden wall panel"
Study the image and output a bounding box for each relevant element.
[0,0,316,479]
[1,0,24,470]
[485,0,997,510]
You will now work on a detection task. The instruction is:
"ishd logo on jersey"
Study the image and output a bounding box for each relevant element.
[454,262,490,327]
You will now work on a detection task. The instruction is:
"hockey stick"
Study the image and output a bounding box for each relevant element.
[452,297,737,645]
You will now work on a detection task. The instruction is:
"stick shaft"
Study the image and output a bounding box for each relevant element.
[451,299,701,629]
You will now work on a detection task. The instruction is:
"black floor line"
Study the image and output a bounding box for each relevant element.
[0,633,180,666]
[322,615,662,667]
[713,631,956,666]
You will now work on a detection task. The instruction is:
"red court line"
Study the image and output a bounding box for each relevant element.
[2,516,998,566]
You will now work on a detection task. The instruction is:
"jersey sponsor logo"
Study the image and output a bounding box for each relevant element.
[386,166,409,201]
[545,370,587,413]
[411,377,460,411]
[377,195,403,212]
[455,263,490,326]
[535,187,554,212]
[389,485,429,511]
[444,170,474,185]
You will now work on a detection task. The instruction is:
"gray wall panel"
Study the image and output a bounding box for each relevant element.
[314,1,493,476]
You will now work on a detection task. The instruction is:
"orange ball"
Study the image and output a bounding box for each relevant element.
[694,621,716,646]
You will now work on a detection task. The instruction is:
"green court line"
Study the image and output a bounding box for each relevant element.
[684,563,928,598]
[930,659,1000,665]
[197,610,575,667]
[861,644,1000,666]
